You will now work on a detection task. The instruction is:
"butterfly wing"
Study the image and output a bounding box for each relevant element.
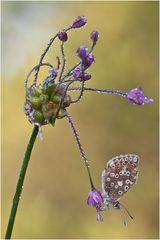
[102,154,139,202]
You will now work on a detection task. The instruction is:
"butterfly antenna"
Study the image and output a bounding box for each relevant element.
[120,203,133,220]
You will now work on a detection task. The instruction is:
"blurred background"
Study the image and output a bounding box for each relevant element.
[1,1,159,239]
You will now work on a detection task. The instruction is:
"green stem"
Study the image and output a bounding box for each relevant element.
[5,126,39,239]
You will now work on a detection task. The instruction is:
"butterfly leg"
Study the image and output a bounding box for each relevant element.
[119,205,127,226]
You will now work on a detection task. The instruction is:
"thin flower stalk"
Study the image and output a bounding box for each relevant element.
[65,110,94,189]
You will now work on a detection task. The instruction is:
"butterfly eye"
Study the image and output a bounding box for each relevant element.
[107,177,111,181]
[115,174,119,178]
[125,157,128,161]
[119,171,123,176]
[115,185,118,189]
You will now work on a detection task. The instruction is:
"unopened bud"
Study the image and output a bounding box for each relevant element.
[33,110,44,123]
[27,96,42,109]
[50,94,61,104]
[57,109,66,119]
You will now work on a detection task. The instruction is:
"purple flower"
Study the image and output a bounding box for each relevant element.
[73,68,81,78]
[83,53,95,69]
[49,67,58,77]
[87,188,103,222]
[77,46,88,60]
[81,73,92,81]
[90,31,99,45]
[126,87,154,105]
[58,30,68,42]
[24,102,32,116]
[71,16,87,28]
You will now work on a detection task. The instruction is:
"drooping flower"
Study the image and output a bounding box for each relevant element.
[81,73,92,81]
[76,46,95,69]
[49,67,58,77]
[72,67,81,78]
[83,53,95,69]
[90,31,99,45]
[87,188,104,221]
[126,87,154,105]
[71,16,87,28]
[57,30,68,42]
[77,46,88,60]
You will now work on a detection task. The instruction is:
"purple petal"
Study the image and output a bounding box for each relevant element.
[97,212,103,222]
[77,46,88,60]
[71,16,87,28]
[90,31,99,45]
[126,87,154,105]
[57,30,68,42]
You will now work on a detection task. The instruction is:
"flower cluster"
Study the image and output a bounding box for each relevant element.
[24,16,154,222]
[24,16,99,127]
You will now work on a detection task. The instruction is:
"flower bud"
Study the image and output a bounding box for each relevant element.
[58,30,68,42]
[50,93,61,104]
[71,16,87,28]
[57,109,66,119]
[90,31,99,45]
[62,94,72,107]
[72,67,81,78]
[87,188,103,222]
[31,86,43,97]
[126,87,154,105]
[27,96,42,109]
[42,101,55,121]
[24,102,32,116]
[49,67,58,77]
[39,94,49,104]
[77,46,88,60]
[55,84,66,95]
[33,110,44,123]
[42,77,56,95]
[83,53,95,69]
[81,73,92,81]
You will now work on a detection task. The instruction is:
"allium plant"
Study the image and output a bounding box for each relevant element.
[5,16,154,239]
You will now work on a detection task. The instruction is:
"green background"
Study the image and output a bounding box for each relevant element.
[2,1,159,239]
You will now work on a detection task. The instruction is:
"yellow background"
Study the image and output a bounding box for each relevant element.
[2,1,159,239]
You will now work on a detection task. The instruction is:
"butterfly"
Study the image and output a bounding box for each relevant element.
[101,154,139,225]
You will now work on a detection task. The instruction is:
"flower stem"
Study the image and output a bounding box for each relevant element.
[68,87,127,97]
[5,125,39,239]
[65,110,94,189]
